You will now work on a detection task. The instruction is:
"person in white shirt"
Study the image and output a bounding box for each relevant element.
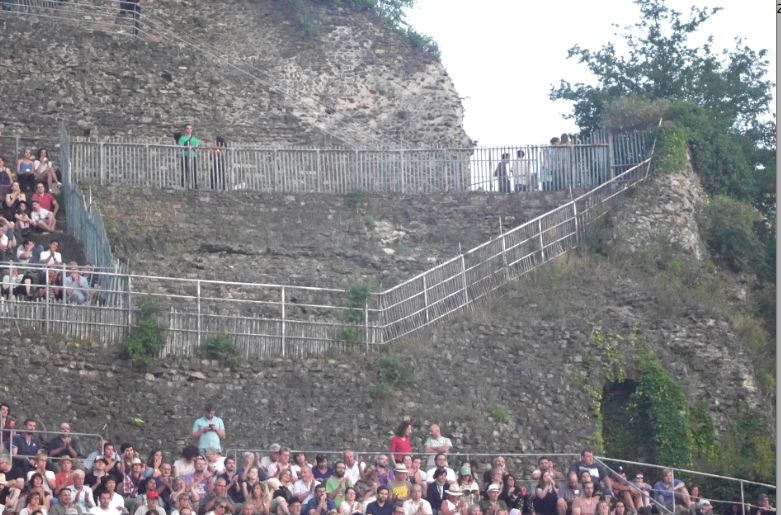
[90,491,121,515]
[423,426,452,470]
[403,485,432,515]
[294,466,320,505]
[260,444,281,472]
[69,470,96,511]
[426,455,456,485]
[343,452,364,484]
[39,240,62,265]
[133,492,166,515]
[30,199,57,233]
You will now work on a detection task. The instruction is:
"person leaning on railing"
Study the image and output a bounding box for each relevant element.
[179,124,200,189]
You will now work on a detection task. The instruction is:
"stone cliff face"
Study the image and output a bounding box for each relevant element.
[0,0,468,148]
[92,187,580,289]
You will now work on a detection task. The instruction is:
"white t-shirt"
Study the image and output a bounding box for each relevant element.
[108,492,125,511]
[90,508,121,515]
[31,208,51,223]
[39,249,62,264]
[207,457,226,474]
[20,509,48,515]
[173,459,196,477]
[34,159,54,176]
[425,468,456,484]
[403,499,432,515]
[345,462,365,483]
[16,245,32,264]
[423,437,452,469]
[293,478,319,505]
[0,233,8,250]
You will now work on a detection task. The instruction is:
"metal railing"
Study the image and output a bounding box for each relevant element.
[66,130,649,194]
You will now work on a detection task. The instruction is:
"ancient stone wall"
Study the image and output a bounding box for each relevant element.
[0,0,468,148]
[92,187,580,289]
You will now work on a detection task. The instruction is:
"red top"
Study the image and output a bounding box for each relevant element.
[32,192,55,211]
[390,436,412,462]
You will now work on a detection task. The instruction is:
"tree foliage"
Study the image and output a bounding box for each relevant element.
[550,0,774,140]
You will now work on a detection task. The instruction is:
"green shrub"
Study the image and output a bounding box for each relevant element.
[337,326,362,346]
[487,405,508,423]
[700,196,766,274]
[601,95,668,132]
[123,296,167,366]
[650,123,688,175]
[364,215,376,230]
[205,332,242,369]
[375,351,413,385]
[345,187,366,210]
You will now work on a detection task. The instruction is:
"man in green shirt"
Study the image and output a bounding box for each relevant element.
[178,123,200,188]
[326,460,353,508]
[479,485,508,515]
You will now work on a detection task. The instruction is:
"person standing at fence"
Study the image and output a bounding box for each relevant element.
[494,154,512,193]
[191,403,225,455]
[511,151,529,192]
[179,124,200,189]
[210,137,228,190]
[119,0,143,36]
[17,149,35,193]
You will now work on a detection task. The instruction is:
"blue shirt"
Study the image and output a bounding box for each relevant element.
[192,416,225,451]
[304,497,336,515]
[366,501,394,515]
[653,480,684,506]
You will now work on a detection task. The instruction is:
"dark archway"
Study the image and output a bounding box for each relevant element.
[601,380,654,463]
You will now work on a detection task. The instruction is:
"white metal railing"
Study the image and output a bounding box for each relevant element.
[66,130,650,194]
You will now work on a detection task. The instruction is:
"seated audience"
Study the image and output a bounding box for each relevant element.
[34,149,61,192]
[30,199,58,234]
[32,183,59,216]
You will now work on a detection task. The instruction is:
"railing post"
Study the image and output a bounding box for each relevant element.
[400,149,405,194]
[99,142,105,186]
[44,268,50,333]
[364,298,369,352]
[572,201,580,242]
[145,144,151,187]
[316,148,321,193]
[280,286,286,357]
[196,280,201,347]
[740,480,745,515]
[607,131,615,182]
[538,219,546,261]
[422,275,429,324]
[499,217,508,280]
[273,149,279,192]
[14,136,19,164]
[127,275,133,336]
[460,254,470,307]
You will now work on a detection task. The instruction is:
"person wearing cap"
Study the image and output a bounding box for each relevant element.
[456,467,479,507]
[313,456,334,482]
[403,485,431,515]
[441,484,468,515]
[192,405,225,455]
[609,468,640,513]
[124,459,147,513]
[326,461,353,508]
[748,494,775,515]
[91,490,122,515]
[261,445,282,473]
[366,486,394,515]
[70,470,96,510]
[54,456,77,495]
[133,491,165,515]
[479,485,507,515]
[386,465,411,506]
[51,488,85,515]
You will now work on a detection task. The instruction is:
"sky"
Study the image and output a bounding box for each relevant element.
[404,0,776,148]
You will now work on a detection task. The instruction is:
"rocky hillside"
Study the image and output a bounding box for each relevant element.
[0,0,468,147]
[92,187,579,289]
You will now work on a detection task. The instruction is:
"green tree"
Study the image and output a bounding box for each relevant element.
[550,0,774,140]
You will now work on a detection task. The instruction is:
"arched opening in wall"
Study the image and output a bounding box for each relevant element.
[601,380,654,463]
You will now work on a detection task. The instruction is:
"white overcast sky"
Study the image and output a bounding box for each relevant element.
[405,0,776,147]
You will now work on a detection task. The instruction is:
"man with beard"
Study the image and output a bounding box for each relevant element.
[326,461,353,508]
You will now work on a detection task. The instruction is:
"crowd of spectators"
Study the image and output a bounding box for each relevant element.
[0,238,100,305]
[0,411,773,515]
